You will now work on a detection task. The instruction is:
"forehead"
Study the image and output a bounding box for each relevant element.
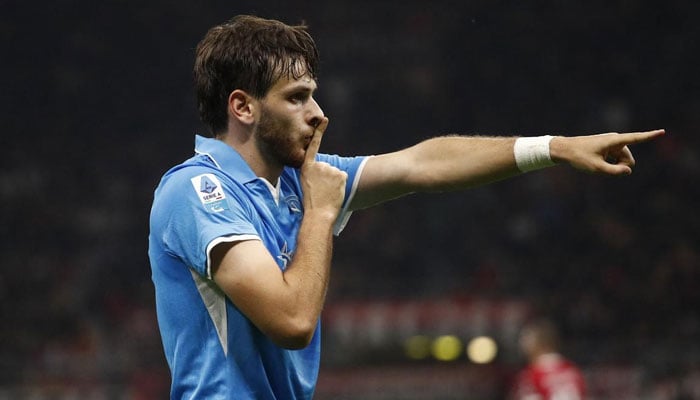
[266,58,317,93]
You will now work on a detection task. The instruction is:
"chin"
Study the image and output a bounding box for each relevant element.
[292,149,309,168]
[283,153,305,169]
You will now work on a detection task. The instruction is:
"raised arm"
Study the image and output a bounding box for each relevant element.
[350,129,665,210]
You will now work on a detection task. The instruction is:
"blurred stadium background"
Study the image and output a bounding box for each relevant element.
[2,0,699,399]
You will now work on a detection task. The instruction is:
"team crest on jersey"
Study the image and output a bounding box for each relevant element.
[190,174,229,213]
[284,195,302,213]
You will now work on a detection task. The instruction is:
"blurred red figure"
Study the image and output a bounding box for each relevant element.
[510,319,586,400]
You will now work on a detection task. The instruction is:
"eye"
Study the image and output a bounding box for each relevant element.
[289,92,309,105]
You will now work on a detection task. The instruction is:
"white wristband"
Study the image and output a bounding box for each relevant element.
[513,135,556,173]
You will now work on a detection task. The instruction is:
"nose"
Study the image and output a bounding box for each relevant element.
[307,97,324,128]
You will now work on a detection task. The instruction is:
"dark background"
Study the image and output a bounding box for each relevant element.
[2,0,698,398]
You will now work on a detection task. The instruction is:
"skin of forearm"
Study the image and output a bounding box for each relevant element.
[406,135,521,192]
[276,209,335,347]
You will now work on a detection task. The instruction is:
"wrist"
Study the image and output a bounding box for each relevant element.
[302,208,339,226]
[513,135,558,172]
[547,136,567,163]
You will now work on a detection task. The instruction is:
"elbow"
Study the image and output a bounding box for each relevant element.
[268,317,318,350]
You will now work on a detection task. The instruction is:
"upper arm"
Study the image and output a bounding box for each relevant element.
[210,239,306,347]
[349,150,417,210]
[210,240,282,338]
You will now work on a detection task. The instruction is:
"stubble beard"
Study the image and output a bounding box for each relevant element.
[255,106,306,169]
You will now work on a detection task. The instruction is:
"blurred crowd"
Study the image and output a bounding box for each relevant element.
[2,0,698,398]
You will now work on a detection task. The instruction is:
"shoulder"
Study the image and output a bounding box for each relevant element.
[157,155,241,199]
[159,155,220,187]
[153,160,249,220]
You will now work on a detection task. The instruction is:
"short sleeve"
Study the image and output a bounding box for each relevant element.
[315,154,370,235]
[154,169,259,278]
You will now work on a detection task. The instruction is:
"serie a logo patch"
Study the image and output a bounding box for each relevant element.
[190,174,229,213]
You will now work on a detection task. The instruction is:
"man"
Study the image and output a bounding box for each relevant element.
[510,319,587,400]
[148,15,663,399]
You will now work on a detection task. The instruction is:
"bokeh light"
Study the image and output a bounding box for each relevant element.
[431,335,463,361]
[467,336,498,364]
[404,335,432,360]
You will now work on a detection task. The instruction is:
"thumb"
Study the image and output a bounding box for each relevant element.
[596,159,632,175]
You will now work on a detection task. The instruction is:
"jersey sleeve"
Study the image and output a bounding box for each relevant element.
[155,169,259,279]
[315,153,370,235]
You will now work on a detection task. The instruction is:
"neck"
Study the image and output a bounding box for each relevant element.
[217,131,283,183]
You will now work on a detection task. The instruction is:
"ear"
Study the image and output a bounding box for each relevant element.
[228,89,256,126]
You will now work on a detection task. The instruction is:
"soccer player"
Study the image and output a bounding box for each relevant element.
[148,15,663,399]
[510,319,587,400]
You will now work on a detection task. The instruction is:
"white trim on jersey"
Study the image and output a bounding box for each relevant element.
[190,268,229,356]
[205,234,261,279]
[334,156,371,236]
[194,149,223,169]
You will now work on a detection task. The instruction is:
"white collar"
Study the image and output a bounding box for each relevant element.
[258,177,281,205]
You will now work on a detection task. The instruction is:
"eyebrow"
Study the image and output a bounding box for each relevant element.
[282,79,318,94]
[284,86,316,98]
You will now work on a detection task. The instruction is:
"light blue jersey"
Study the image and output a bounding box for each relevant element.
[148,135,367,399]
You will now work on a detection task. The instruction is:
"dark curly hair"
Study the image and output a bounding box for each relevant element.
[194,15,320,135]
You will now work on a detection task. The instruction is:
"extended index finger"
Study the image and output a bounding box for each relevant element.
[304,117,329,164]
[614,129,665,146]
